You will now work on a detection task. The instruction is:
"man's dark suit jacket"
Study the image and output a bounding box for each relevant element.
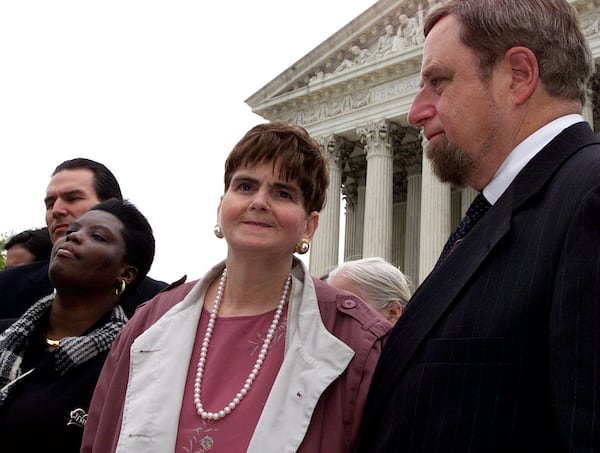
[0,261,168,319]
[357,122,600,452]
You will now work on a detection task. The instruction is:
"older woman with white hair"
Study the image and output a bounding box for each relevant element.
[327,257,413,324]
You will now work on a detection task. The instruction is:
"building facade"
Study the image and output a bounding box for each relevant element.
[246,0,600,284]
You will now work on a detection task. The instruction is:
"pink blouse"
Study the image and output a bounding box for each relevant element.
[175,306,287,453]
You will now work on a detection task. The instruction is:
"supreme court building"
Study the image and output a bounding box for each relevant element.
[246,0,600,284]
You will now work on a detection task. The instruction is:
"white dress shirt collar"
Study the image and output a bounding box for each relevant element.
[483,114,584,204]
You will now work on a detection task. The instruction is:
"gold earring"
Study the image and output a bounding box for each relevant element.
[295,238,310,254]
[214,224,224,239]
[115,280,126,296]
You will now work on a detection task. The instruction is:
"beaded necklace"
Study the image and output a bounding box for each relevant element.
[193,268,292,420]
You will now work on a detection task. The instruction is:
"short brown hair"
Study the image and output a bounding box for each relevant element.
[224,122,329,213]
[425,0,593,104]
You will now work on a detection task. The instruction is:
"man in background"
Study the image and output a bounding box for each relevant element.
[0,158,167,318]
[358,0,600,451]
[3,227,52,269]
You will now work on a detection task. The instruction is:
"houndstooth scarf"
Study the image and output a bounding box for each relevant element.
[0,293,128,405]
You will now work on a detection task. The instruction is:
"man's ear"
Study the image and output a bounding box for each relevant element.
[506,46,539,105]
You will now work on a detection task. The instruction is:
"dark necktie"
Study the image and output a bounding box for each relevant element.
[434,192,492,269]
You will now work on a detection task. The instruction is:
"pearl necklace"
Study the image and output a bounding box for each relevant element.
[193,268,292,420]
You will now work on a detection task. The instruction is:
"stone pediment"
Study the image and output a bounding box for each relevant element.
[245,0,440,137]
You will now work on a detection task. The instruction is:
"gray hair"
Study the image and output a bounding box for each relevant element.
[425,0,594,105]
[328,257,413,310]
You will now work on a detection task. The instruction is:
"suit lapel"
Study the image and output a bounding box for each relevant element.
[375,196,511,381]
[371,122,599,405]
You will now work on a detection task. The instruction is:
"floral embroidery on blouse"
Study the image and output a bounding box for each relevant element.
[181,419,218,453]
[249,319,287,355]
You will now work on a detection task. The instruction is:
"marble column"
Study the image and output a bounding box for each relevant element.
[355,181,366,259]
[392,143,409,271]
[344,202,357,261]
[342,155,366,261]
[342,178,357,262]
[392,199,407,270]
[358,120,399,260]
[418,137,452,282]
[309,136,349,279]
[404,163,422,285]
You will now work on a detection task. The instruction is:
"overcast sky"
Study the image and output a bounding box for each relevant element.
[0,1,376,283]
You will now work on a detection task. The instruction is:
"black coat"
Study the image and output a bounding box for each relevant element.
[0,260,167,318]
[0,316,110,453]
[357,122,600,452]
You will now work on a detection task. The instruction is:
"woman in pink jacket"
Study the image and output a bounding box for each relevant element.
[81,122,391,453]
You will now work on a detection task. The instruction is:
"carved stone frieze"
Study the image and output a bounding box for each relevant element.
[276,85,374,125]
[325,97,350,117]
[270,67,423,127]
[309,3,431,84]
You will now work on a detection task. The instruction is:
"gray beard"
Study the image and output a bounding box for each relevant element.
[426,136,476,188]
